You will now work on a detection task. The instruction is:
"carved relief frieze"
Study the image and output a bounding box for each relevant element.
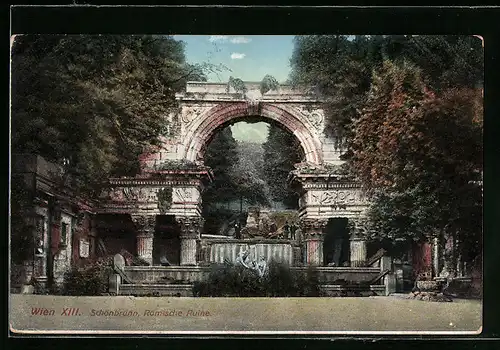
[309,189,366,207]
[181,105,210,126]
[126,187,157,202]
[103,186,170,204]
[292,105,325,131]
[172,187,199,203]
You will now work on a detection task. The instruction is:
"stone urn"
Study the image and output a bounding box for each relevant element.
[416,280,440,292]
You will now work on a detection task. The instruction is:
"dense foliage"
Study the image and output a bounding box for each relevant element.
[230,140,270,208]
[204,128,271,209]
[353,62,482,259]
[203,128,270,232]
[203,127,240,204]
[290,35,483,148]
[61,257,113,296]
[11,35,206,197]
[290,35,483,264]
[10,177,36,264]
[262,125,303,208]
[193,261,321,297]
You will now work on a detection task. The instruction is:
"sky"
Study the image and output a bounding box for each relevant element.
[174,35,296,143]
[174,35,295,83]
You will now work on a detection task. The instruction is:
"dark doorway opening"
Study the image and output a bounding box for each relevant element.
[323,218,349,266]
[153,215,180,266]
[95,214,136,257]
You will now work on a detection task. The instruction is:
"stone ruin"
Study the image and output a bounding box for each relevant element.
[239,207,299,240]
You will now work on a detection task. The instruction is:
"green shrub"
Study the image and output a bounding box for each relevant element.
[193,260,321,297]
[61,257,113,296]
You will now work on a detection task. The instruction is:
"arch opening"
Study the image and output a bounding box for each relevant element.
[199,115,307,162]
[183,102,322,165]
[201,118,303,237]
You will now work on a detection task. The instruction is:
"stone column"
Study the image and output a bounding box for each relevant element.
[131,214,156,265]
[300,219,327,266]
[432,237,440,278]
[349,218,368,267]
[177,217,204,266]
[439,233,456,278]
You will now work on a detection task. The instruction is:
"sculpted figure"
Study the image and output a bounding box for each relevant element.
[236,249,251,269]
[256,256,268,277]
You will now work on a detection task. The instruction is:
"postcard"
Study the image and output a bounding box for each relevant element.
[9,31,483,335]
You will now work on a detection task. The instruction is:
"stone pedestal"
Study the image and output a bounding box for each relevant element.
[413,241,433,279]
[131,215,156,265]
[180,238,198,265]
[348,217,368,267]
[304,238,324,266]
[136,234,154,265]
[177,217,203,266]
[439,234,456,278]
[432,237,440,277]
[300,219,327,266]
[349,239,367,267]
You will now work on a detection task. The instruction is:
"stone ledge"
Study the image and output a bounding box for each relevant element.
[124,266,209,271]
[203,238,298,244]
[292,267,380,273]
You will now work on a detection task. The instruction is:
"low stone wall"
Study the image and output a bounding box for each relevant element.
[119,283,193,296]
[117,284,387,297]
[321,284,386,296]
[292,267,381,284]
[123,266,210,284]
[121,265,381,284]
[205,239,296,265]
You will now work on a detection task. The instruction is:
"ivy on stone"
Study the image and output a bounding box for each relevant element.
[260,75,279,94]
[226,76,247,94]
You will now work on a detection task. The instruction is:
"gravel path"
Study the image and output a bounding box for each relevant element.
[10,294,482,335]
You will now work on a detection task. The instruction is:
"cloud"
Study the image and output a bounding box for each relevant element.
[230,36,252,44]
[230,52,246,60]
[209,35,228,42]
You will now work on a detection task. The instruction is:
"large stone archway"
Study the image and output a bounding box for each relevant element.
[138,81,342,169]
[182,101,323,164]
[96,81,370,267]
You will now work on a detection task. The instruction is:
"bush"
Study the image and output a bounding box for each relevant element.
[61,257,113,296]
[193,260,321,297]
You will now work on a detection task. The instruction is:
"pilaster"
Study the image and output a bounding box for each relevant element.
[177,216,204,266]
[131,214,156,265]
[300,218,328,266]
[349,218,368,267]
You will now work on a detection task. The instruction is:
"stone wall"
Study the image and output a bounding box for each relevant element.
[121,265,381,285]
[206,240,295,265]
[123,266,210,283]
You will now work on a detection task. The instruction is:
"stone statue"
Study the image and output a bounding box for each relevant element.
[160,255,171,266]
[235,249,268,278]
[235,249,251,269]
[256,256,268,277]
[289,222,298,240]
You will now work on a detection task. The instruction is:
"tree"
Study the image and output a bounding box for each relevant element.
[203,127,240,204]
[230,141,270,211]
[290,35,385,145]
[381,35,483,92]
[11,35,207,197]
[289,35,483,149]
[260,75,279,94]
[289,35,483,268]
[262,125,303,209]
[352,60,482,262]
